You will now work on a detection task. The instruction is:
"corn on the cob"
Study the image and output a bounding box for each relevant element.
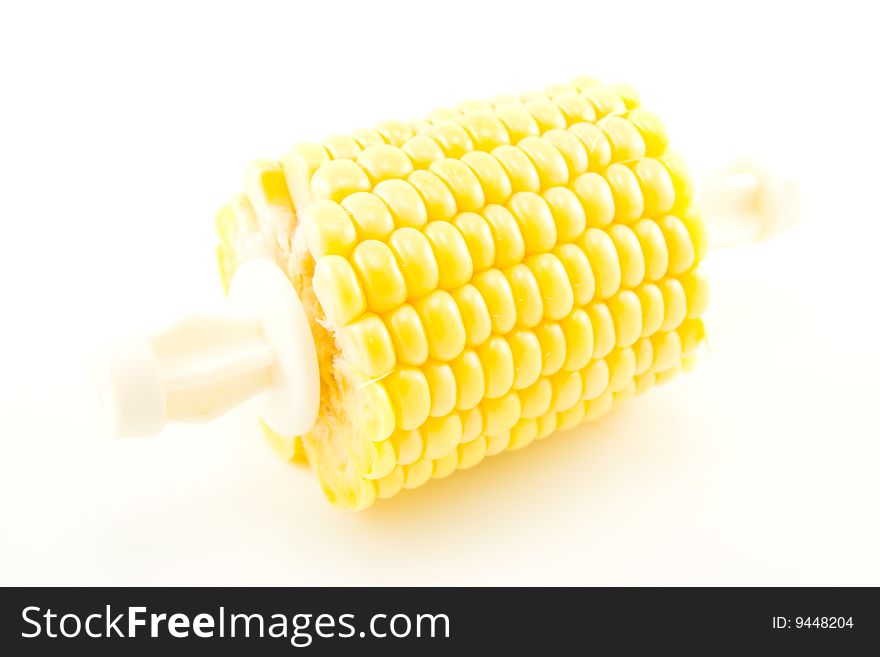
[216,77,708,510]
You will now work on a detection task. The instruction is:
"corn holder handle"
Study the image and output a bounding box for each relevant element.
[95,161,795,440]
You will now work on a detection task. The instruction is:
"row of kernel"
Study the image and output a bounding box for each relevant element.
[330,251,707,391]
[299,108,677,223]
[309,201,704,335]
[378,306,705,460]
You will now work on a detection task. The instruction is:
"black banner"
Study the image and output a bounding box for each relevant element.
[1,587,877,654]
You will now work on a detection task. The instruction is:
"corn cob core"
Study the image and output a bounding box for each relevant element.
[215,77,709,510]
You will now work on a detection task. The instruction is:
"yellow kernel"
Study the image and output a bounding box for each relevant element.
[337,313,396,378]
[551,92,597,125]
[601,116,646,163]
[432,450,459,479]
[482,204,525,268]
[352,128,386,148]
[535,322,566,376]
[584,390,613,422]
[312,255,366,326]
[660,215,696,275]
[633,337,654,374]
[407,170,457,222]
[554,243,595,307]
[633,218,669,281]
[679,319,706,357]
[634,371,655,395]
[568,122,612,172]
[491,145,540,193]
[414,290,467,361]
[391,429,423,466]
[524,98,567,132]
[525,253,575,321]
[543,186,587,243]
[360,438,397,480]
[461,151,512,204]
[282,143,330,208]
[579,228,621,300]
[401,134,445,169]
[472,269,517,334]
[609,290,643,348]
[681,267,709,319]
[383,303,429,366]
[613,379,637,405]
[655,362,682,385]
[457,112,511,151]
[451,349,486,410]
[560,308,594,371]
[302,200,357,258]
[571,172,615,229]
[609,83,640,109]
[383,367,431,431]
[607,347,637,392]
[551,370,582,413]
[323,134,362,160]
[507,191,558,254]
[652,330,683,372]
[451,284,492,348]
[375,465,405,499]
[627,108,669,157]
[581,359,610,400]
[387,227,439,300]
[542,129,589,179]
[636,283,665,338]
[508,418,539,450]
[477,336,515,399]
[429,158,486,212]
[661,151,693,211]
[517,137,569,188]
[519,378,552,419]
[584,86,627,117]
[509,330,542,390]
[341,192,394,240]
[483,392,522,437]
[426,121,474,158]
[504,263,544,329]
[453,212,495,272]
[485,431,511,456]
[536,412,558,439]
[358,380,396,442]
[494,104,541,143]
[458,436,488,469]
[373,179,428,229]
[587,302,616,359]
[557,402,586,432]
[356,144,413,184]
[460,407,484,443]
[680,206,709,264]
[604,163,644,224]
[376,120,415,147]
[633,158,675,218]
[423,221,474,290]
[423,362,458,418]
[351,240,407,313]
[659,278,687,332]
[422,413,463,459]
[608,224,646,289]
[310,159,371,203]
[402,458,433,490]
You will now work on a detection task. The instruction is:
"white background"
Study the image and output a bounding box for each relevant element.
[1,0,878,585]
